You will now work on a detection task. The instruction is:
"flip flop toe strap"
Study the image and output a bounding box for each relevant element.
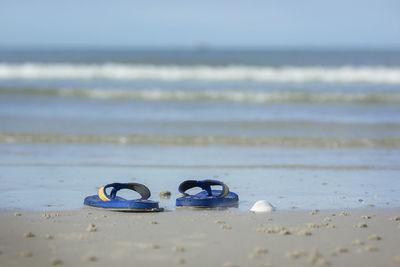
[98,183,151,201]
[179,180,229,198]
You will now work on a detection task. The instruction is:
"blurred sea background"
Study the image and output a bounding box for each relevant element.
[0,0,399,211]
[1,48,400,211]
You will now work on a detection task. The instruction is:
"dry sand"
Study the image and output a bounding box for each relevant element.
[0,208,399,267]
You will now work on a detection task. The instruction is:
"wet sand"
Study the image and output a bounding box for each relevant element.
[0,208,399,267]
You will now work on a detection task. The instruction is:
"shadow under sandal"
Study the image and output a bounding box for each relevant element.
[84,183,163,212]
[176,180,239,208]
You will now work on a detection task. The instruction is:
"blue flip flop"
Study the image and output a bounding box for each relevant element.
[84,183,163,212]
[176,180,239,208]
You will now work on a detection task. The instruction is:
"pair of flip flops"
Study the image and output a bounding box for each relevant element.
[84,180,238,212]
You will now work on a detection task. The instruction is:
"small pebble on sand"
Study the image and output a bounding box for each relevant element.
[366,204,375,207]
[248,247,268,258]
[20,251,32,257]
[175,257,185,264]
[307,249,329,266]
[222,262,237,267]
[256,227,266,232]
[24,232,35,238]
[330,213,336,216]
[172,246,185,252]
[368,234,381,241]
[355,222,367,228]
[389,216,400,221]
[352,239,364,246]
[44,234,53,240]
[14,212,22,216]
[158,191,171,199]
[82,255,97,262]
[42,213,51,219]
[297,230,312,236]
[340,211,350,216]
[50,258,63,265]
[220,224,232,230]
[136,243,160,249]
[262,226,290,235]
[285,249,306,259]
[330,247,348,256]
[148,221,158,225]
[308,223,320,229]
[310,209,319,215]
[323,217,331,222]
[361,215,372,219]
[86,224,97,232]
[364,246,379,252]
[279,229,290,235]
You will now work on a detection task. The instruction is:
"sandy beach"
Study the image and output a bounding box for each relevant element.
[1,208,399,267]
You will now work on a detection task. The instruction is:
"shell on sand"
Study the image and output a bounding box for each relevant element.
[250,200,275,213]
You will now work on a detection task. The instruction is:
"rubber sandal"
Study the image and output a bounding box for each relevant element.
[84,183,163,212]
[176,180,238,208]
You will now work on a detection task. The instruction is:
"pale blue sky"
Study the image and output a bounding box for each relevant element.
[0,0,399,48]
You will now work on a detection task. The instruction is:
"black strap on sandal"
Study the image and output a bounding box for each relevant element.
[98,183,151,201]
[178,180,229,198]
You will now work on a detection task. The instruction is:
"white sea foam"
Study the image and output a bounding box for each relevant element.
[0,63,400,84]
[2,87,400,104]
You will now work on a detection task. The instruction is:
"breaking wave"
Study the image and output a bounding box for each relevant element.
[1,63,400,84]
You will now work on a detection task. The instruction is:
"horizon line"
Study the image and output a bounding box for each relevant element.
[0,44,400,52]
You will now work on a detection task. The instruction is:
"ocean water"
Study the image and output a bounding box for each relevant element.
[0,49,399,211]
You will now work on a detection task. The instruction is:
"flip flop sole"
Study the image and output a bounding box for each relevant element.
[84,195,162,212]
[84,204,164,212]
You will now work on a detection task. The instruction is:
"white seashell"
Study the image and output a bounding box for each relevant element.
[250,200,275,213]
